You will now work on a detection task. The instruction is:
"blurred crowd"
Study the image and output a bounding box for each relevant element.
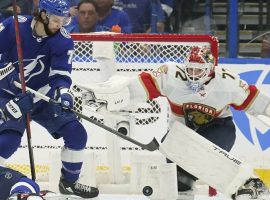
[1,0,269,57]
[0,0,199,34]
[0,0,38,21]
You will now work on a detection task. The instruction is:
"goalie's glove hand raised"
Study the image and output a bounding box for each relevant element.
[2,91,34,120]
[58,88,74,109]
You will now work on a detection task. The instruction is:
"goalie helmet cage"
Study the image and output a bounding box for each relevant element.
[6,33,219,195]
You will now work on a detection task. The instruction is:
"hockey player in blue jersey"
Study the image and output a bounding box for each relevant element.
[0,0,99,198]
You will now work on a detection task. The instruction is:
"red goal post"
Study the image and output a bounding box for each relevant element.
[71,33,219,65]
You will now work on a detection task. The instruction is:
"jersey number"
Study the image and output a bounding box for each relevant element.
[221,68,235,80]
[175,66,187,81]
[67,50,74,64]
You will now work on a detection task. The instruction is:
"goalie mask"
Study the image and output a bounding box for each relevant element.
[184,46,215,93]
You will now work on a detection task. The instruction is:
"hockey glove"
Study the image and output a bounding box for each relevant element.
[0,62,20,94]
[3,92,34,120]
[58,88,74,109]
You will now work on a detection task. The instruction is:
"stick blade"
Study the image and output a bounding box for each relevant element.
[142,137,159,151]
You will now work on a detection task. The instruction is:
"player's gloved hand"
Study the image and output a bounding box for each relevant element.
[0,62,20,94]
[3,91,34,120]
[58,88,74,109]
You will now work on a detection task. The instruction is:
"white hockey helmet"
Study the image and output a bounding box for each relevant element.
[184,46,215,92]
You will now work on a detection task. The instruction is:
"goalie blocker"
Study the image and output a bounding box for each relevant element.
[159,120,254,197]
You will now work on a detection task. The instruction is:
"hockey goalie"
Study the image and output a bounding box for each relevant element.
[78,46,270,200]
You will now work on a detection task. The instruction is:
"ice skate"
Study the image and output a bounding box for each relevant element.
[58,176,99,199]
[232,178,270,200]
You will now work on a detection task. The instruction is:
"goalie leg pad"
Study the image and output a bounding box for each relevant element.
[159,121,253,196]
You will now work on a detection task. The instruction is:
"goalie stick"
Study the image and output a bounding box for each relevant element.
[14,81,160,151]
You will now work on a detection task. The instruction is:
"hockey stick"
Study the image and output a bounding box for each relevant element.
[14,82,160,151]
[12,0,36,180]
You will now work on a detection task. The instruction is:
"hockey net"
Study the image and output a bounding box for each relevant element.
[6,33,219,191]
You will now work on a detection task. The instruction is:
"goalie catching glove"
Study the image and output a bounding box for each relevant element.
[0,92,34,120]
[77,75,130,111]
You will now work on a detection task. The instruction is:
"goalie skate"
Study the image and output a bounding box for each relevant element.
[232,178,270,200]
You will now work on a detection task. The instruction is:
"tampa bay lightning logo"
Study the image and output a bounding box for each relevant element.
[23,55,46,82]
[231,70,270,151]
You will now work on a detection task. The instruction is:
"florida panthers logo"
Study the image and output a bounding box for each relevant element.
[232,69,270,151]
[183,103,215,129]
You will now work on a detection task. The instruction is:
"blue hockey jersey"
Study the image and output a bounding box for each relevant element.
[0,15,74,94]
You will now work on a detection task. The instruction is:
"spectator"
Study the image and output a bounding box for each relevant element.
[62,0,80,31]
[95,0,132,33]
[0,0,33,22]
[69,0,80,17]
[161,0,173,32]
[170,0,203,33]
[261,34,270,58]
[114,0,165,33]
[66,0,98,33]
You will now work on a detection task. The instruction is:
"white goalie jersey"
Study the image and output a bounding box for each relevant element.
[79,61,270,129]
[128,62,269,127]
